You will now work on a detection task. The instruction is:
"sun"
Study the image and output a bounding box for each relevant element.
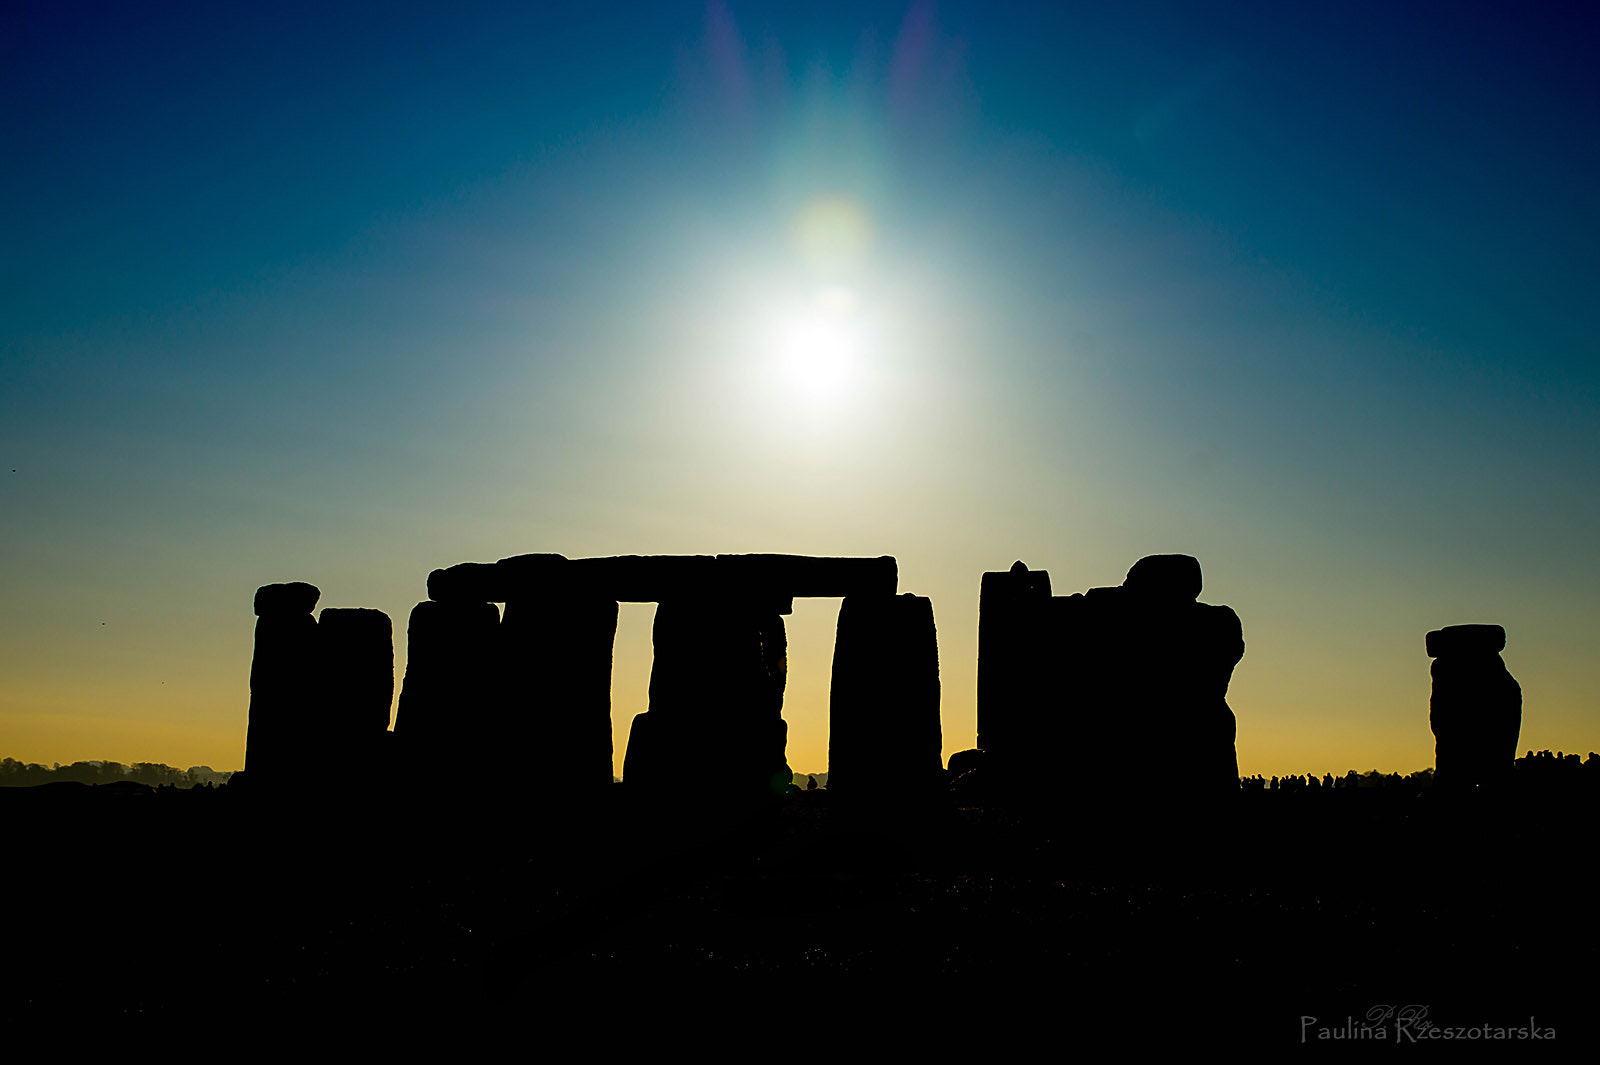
[776,285,865,401]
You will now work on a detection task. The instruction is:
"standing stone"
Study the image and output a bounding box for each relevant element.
[1148,600,1244,796]
[982,554,1243,808]
[1086,557,1243,801]
[316,607,394,768]
[394,600,502,768]
[977,561,1052,755]
[1428,624,1521,790]
[828,593,943,800]
[623,599,791,805]
[500,595,619,793]
[245,583,321,783]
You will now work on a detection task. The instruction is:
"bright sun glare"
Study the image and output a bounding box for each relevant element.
[771,196,877,405]
[778,285,863,400]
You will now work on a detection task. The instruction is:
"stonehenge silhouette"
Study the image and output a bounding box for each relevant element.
[975,554,1244,809]
[248,554,939,808]
[245,551,1522,810]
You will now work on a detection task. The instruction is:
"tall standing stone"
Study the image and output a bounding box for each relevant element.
[316,607,394,769]
[1428,624,1521,790]
[828,593,943,800]
[623,599,791,804]
[1141,600,1244,797]
[394,600,502,768]
[245,582,321,783]
[500,594,619,793]
[1085,557,1243,801]
[977,561,1052,755]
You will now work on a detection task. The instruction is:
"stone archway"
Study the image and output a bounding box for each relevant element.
[393,553,943,803]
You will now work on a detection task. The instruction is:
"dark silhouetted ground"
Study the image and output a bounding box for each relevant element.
[4,778,1594,1049]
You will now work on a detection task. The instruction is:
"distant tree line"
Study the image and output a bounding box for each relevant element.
[1245,750,1599,793]
[0,758,233,788]
[1242,769,1435,792]
[3,752,1592,793]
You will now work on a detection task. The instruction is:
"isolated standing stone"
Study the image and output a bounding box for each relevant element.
[828,593,943,800]
[1428,624,1521,789]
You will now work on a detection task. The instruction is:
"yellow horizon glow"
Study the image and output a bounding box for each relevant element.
[8,580,1592,778]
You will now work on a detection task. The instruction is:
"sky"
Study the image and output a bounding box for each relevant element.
[3,1,1597,776]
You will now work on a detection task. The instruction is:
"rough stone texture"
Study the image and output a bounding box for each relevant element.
[828,593,943,800]
[1122,554,1202,602]
[623,599,791,805]
[244,587,319,780]
[394,600,502,763]
[499,594,618,792]
[1428,624,1521,789]
[977,561,1052,753]
[253,582,320,617]
[316,608,394,764]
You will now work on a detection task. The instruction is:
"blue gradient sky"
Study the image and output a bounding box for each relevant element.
[3,1,1597,774]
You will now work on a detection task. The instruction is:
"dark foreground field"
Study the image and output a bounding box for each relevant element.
[5,780,1594,1049]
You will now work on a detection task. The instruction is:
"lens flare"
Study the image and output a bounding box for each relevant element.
[790,197,874,274]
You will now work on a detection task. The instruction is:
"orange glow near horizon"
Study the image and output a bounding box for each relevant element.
[5,566,1592,780]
